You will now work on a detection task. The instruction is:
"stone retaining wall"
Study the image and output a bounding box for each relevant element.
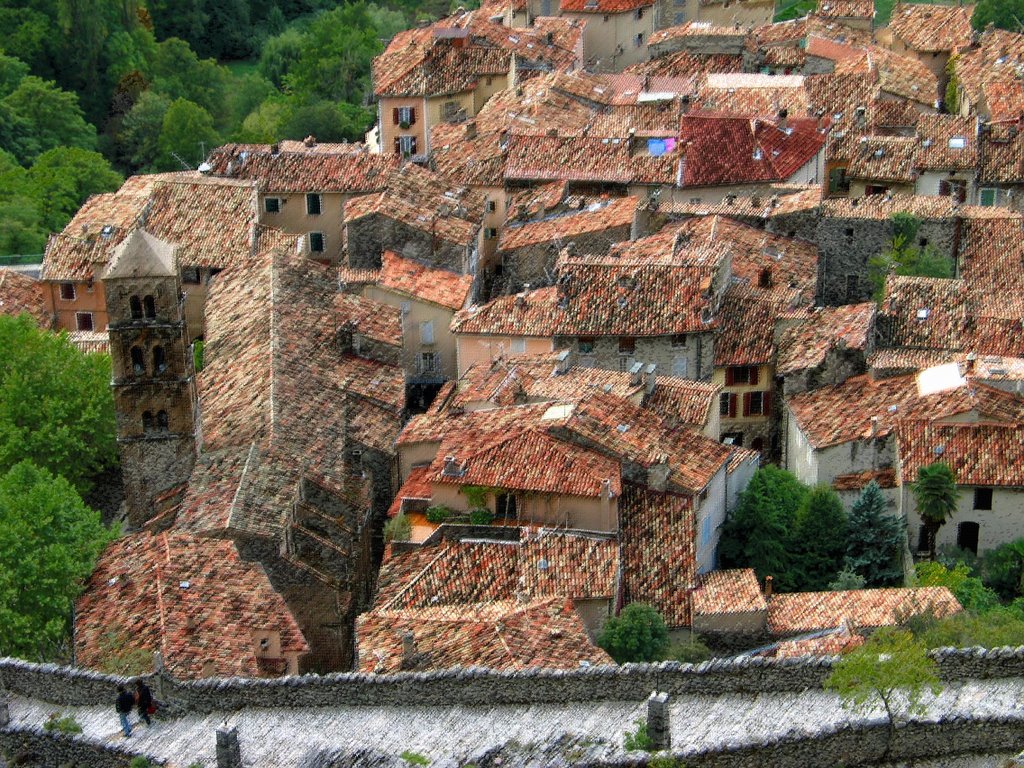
[1,646,1022,713]
[0,725,166,767]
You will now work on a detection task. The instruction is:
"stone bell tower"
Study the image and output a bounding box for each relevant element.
[103,229,197,528]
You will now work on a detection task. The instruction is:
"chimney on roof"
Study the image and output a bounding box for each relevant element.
[546,31,554,44]
[271,143,280,155]
[465,120,477,139]
[644,363,656,397]
[764,575,774,598]
[777,108,788,132]
[629,360,644,387]
[965,351,977,374]
[554,348,572,375]
[680,94,691,115]
[442,454,461,476]
[400,631,417,669]
[869,415,879,438]
[303,135,316,148]
[600,478,613,525]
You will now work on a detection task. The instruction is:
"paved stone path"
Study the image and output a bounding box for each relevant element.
[7,677,1024,767]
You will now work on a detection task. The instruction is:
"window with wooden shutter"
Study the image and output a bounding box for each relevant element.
[408,107,416,125]
[762,391,772,416]
[725,367,735,385]
[392,108,400,125]
[394,137,401,154]
[742,392,751,416]
[749,366,759,386]
[729,393,737,418]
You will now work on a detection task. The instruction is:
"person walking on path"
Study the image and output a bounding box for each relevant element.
[135,678,155,726]
[115,685,134,737]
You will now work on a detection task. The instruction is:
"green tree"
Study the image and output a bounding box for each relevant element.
[1,76,97,165]
[117,90,172,171]
[944,55,960,115]
[0,149,45,256]
[258,25,306,89]
[869,213,954,301]
[598,603,669,663]
[148,38,229,122]
[829,568,866,591]
[845,481,905,587]
[0,53,29,98]
[972,0,1024,31]
[283,5,383,104]
[25,147,123,233]
[280,99,374,143]
[155,98,220,171]
[0,315,117,492]
[0,460,112,660]
[913,462,958,561]
[794,485,849,591]
[980,538,1024,601]
[718,465,809,591]
[825,627,941,756]
[914,560,999,613]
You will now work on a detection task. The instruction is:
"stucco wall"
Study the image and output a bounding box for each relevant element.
[695,466,727,573]
[364,285,461,382]
[260,191,350,264]
[902,484,1024,554]
[562,9,653,71]
[378,96,428,158]
[559,333,714,381]
[455,333,555,376]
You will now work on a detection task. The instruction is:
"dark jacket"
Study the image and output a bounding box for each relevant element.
[136,683,153,712]
[116,691,135,714]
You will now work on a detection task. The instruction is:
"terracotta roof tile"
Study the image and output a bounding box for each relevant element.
[694,74,812,117]
[643,377,720,428]
[713,285,789,367]
[499,197,638,251]
[431,122,507,186]
[378,250,473,310]
[205,143,399,193]
[505,134,679,185]
[619,484,696,628]
[915,114,978,171]
[561,0,653,11]
[816,0,874,18]
[75,532,308,679]
[767,586,961,633]
[832,44,938,104]
[896,421,1024,487]
[951,28,1024,113]
[0,269,49,326]
[979,120,1024,184]
[357,597,611,673]
[771,626,864,657]
[66,330,110,355]
[679,114,825,187]
[691,568,767,616]
[777,303,875,375]
[868,346,962,373]
[335,292,403,349]
[888,2,974,53]
[845,135,917,183]
[626,50,744,78]
[983,80,1024,122]
[832,467,898,490]
[388,465,434,517]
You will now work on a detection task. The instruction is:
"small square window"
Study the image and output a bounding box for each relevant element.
[979,188,997,206]
[973,487,992,510]
[59,282,76,301]
[264,197,281,214]
[671,334,687,348]
[618,337,636,354]
[309,232,325,252]
[306,194,322,215]
[719,392,731,416]
[578,337,596,354]
[181,267,201,285]
[510,338,526,354]
[844,227,854,238]
[484,227,498,239]
[732,366,751,384]
[487,200,497,213]
[419,320,434,345]
[75,312,94,331]
[748,391,765,415]
[634,33,644,47]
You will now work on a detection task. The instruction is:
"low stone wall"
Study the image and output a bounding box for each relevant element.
[0,725,166,767]
[619,715,1024,768]
[1,647,1023,714]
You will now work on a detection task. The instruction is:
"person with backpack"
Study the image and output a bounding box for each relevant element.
[115,685,135,737]
[135,678,155,726]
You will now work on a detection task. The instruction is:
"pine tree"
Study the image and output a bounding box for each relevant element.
[795,485,848,591]
[845,481,905,587]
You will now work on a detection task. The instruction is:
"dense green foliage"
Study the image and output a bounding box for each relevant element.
[844,481,906,587]
[972,0,1024,31]
[794,485,849,591]
[0,315,118,492]
[0,460,113,660]
[383,512,412,543]
[0,0,447,255]
[598,603,669,663]
[718,466,808,591]
[825,628,940,739]
[978,538,1024,601]
[869,213,955,301]
[914,560,1000,613]
[912,462,958,561]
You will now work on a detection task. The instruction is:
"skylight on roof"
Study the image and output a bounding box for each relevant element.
[916,307,930,320]
[948,136,967,149]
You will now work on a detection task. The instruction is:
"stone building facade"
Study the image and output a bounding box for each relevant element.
[103,231,197,529]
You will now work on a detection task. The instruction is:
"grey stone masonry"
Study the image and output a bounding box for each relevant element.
[646,691,671,751]
[217,724,242,768]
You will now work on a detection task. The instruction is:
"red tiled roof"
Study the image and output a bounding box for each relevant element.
[499,197,638,251]
[896,421,1024,488]
[374,531,620,609]
[888,2,974,53]
[75,532,308,679]
[777,303,875,375]
[205,143,399,193]
[679,114,825,187]
[619,484,696,628]
[713,285,789,367]
[0,269,49,327]
[335,292,403,349]
[378,250,473,310]
[643,377,719,428]
[771,626,864,657]
[691,568,767,617]
[915,114,978,172]
[816,0,874,18]
[845,135,917,183]
[561,0,653,11]
[505,134,679,185]
[388,465,433,517]
[832,467,898,490]
[357,597,612,673]
[768,586,961,634]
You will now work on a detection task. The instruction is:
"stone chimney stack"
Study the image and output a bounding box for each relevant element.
[629,361,644,387]
[644,363,657,397]
[400,631,416,668]
[764,575,774,598]
[442,455,459,477]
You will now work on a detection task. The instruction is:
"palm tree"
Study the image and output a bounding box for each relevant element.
[912,462,959,561]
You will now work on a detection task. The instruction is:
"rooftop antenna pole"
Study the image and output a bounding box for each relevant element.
[170,151,193,172]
